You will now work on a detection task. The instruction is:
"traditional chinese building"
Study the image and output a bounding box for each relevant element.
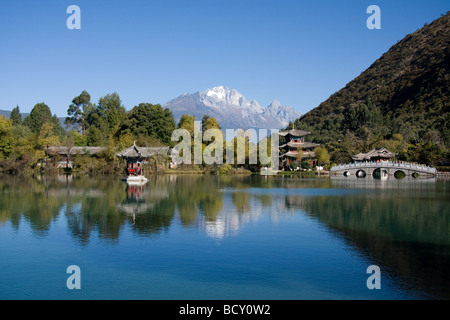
[115,142,170,182]
[45,146,107,168]
[279,128,320,171]
[352,147,397,163]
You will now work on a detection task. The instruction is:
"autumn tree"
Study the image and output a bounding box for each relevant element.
[315,145,331,166]
[0,116,14,159]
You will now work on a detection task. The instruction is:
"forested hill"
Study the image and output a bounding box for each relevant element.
[294,12,450,165]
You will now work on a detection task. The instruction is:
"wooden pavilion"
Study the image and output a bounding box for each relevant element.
[115,142,170,183]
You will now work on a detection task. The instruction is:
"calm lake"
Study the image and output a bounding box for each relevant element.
[0,174,448,300]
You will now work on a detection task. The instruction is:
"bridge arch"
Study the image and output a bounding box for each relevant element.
[394,170,406,179]
[356,170,367,178]
[373,168,388,180]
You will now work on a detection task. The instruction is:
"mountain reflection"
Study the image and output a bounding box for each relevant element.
[0,174,449,299]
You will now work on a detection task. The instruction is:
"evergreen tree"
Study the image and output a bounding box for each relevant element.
[10,106,22,126]
[95,92,127,139]
[201,115,210,133]
[23,103,53,133]
[125,103,176,145]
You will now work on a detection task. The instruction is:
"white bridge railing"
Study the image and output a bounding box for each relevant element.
[331,161,437,173]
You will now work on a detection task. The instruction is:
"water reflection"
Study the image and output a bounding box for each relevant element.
[330,175,438,189]
[293,177,450,300]
[0,174,449,299]
[117,183,153,224]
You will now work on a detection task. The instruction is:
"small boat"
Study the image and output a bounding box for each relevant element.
[122,175,148,185]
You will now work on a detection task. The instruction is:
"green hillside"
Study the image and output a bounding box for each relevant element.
[295,12,450,166]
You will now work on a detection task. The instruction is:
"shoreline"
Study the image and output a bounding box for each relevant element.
[1,168,449,179]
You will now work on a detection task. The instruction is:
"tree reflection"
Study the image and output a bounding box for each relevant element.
[297,182,450,300]
[199,192,223,222]
[0,175,345,242]
[62,176,128,244]
[1,174,449,298]
[0,175,64,237]
[232,192,250,214]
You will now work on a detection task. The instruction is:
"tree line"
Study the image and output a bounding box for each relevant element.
[0,90,282,174]
[0,90,181,173]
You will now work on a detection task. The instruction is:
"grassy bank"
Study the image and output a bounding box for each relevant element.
[277,170,329,178]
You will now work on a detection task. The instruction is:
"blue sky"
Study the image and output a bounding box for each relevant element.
[0,0,448,116]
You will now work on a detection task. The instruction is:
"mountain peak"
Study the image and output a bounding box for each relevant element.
[268,100,282,109]
[164,86,301,130]
[203,86,246,107]
[205,86,229,98]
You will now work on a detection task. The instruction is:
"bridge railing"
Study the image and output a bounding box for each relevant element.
[331,161,437,173]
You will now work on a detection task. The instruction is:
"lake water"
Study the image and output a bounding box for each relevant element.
[0,174,448,300]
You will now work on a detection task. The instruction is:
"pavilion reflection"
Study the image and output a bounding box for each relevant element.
[116,182,153,224]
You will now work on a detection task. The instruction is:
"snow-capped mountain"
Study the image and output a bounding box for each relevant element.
[163,86,301,130]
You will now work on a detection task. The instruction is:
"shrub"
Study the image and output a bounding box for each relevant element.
[217,164,232,175]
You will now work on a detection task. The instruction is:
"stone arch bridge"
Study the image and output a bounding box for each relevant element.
[330,161,437,179]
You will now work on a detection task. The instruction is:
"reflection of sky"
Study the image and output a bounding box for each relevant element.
[195,189,315,240]
[198,192,264,240]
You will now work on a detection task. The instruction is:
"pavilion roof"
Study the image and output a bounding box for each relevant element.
[115,143,170,159]
[352,148,397,161]
[278,129,311,138]
[280,151,316,159]
[46,146,106,156]
[280,142,320,149]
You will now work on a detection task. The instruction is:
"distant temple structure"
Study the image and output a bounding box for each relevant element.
[352,147,397,163]
[279,127,320,170]
[45,146,107,168]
